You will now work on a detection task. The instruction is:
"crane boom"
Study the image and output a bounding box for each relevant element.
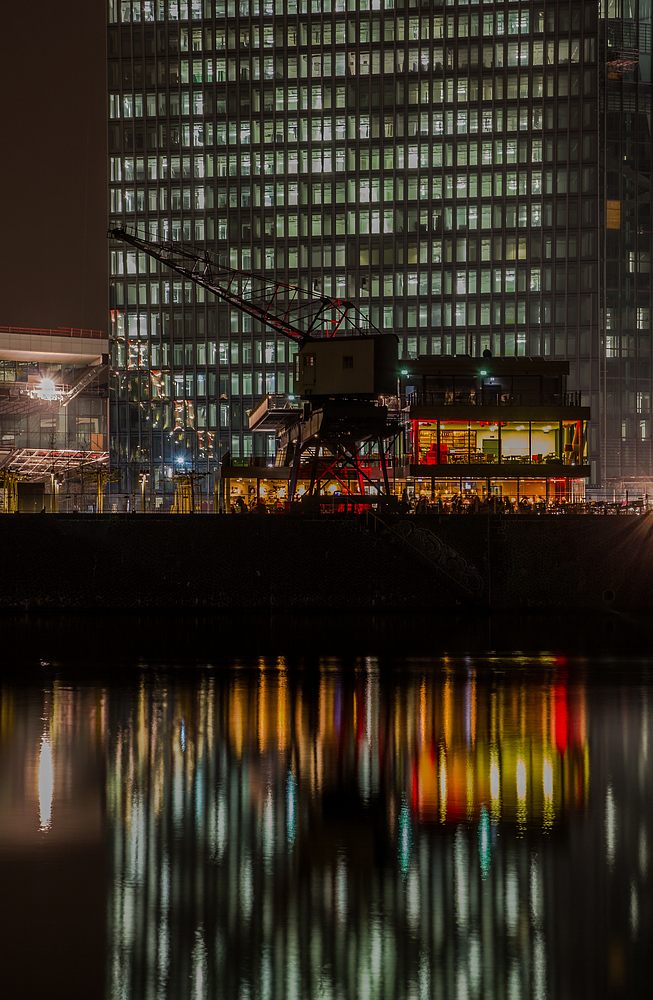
[109,227,372,344]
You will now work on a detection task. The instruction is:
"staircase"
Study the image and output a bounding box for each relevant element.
[363,513,487,606]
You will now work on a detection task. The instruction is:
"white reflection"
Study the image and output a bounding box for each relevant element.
[407,868,421,929]
[469,933,481,995]
[336,858,347,922]
[507,958,521,1000]
[639,825,648,877]
[533,931,547,1000]
[630,880,638,937]
[38,733,53,832]
[505,864,518,936]
[642,695,648,764]
[530,856,543,930]
[239,854,253,920]
[260,947,272,1000]
[287,926,300,1000]
[216,795,226,859]
[456,964,469,1000]
[605,783,616,868]
[371,923,382,981]
[454,828,468,932]
[263,789,274,865]
[516,758,526,801]
[286,770,296,847]
[190,927,208,1000]
[359,743,371,803]
[418,951,430,1000]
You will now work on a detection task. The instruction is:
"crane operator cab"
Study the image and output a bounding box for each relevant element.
[293,333,399,398]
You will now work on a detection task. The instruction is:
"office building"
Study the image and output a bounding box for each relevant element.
[107,0,652,503]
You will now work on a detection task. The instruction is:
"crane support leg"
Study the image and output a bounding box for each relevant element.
[353,444,366,497]
[379,436,391,496]
[308,444,321,496]
[289,440,302,502]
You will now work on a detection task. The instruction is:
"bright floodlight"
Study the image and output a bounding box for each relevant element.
[38,378,57,401]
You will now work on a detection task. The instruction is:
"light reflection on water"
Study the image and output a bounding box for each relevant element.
[0,652,651,999]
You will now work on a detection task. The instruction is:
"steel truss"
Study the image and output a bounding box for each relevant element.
[284,401,400,502]
[0,448,109,481]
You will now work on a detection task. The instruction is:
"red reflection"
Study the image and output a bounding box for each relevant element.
[553,671,569,754]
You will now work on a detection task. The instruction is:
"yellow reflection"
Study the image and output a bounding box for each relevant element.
[216,657,588,829]
[443,670,452,748]
[277,657,288,753]
[419,677,426,750]
[231,683,246,758]
[468,669,476,748]
[516,755,527,829]
[542,756,555,829]
[439,753,447,823]
[38,733,53,832]
[466,756,474,821]
[258,667,268,751]
[543,758,553,801]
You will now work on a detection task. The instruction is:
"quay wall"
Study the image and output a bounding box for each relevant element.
[1,513,652,611]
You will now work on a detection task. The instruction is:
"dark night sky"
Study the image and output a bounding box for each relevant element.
[0,2,108,332]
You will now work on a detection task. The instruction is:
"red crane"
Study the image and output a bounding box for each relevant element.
[109,228,400,508]
[109,227,373,344]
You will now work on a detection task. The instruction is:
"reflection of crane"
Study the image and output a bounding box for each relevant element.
[109,229,401,506]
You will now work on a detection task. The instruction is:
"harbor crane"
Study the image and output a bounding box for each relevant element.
[109,228,401,504]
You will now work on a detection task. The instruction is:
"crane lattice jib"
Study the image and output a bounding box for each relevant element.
[109,227,360,344]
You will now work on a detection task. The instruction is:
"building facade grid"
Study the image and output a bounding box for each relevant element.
[106,0,652,496]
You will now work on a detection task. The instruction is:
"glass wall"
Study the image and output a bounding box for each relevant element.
[413,419,587,466]
[0,358,107,453]
[600,0,653,487]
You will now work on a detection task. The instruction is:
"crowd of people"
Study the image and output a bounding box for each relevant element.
[408,494,648,515]
[410,494,542,514]
[227,492,649,515]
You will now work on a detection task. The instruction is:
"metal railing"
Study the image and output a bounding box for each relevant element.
[28,493,653,516]
[0,325,107,340]
[406,390,582,407]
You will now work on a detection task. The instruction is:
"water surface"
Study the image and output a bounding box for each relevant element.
[0,613,651,999]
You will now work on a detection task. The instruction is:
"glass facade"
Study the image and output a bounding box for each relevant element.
[411,417,587,465]
[106,0,651,498]
[0,360,106,452]
[601,0,653,485]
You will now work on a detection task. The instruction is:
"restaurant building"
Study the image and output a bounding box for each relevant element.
[400,353,590,504]
[226,352,590,509]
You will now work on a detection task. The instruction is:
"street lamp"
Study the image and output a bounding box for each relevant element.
[139,472,149,513]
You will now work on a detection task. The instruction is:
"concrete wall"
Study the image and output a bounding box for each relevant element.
[0,513,652,611]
